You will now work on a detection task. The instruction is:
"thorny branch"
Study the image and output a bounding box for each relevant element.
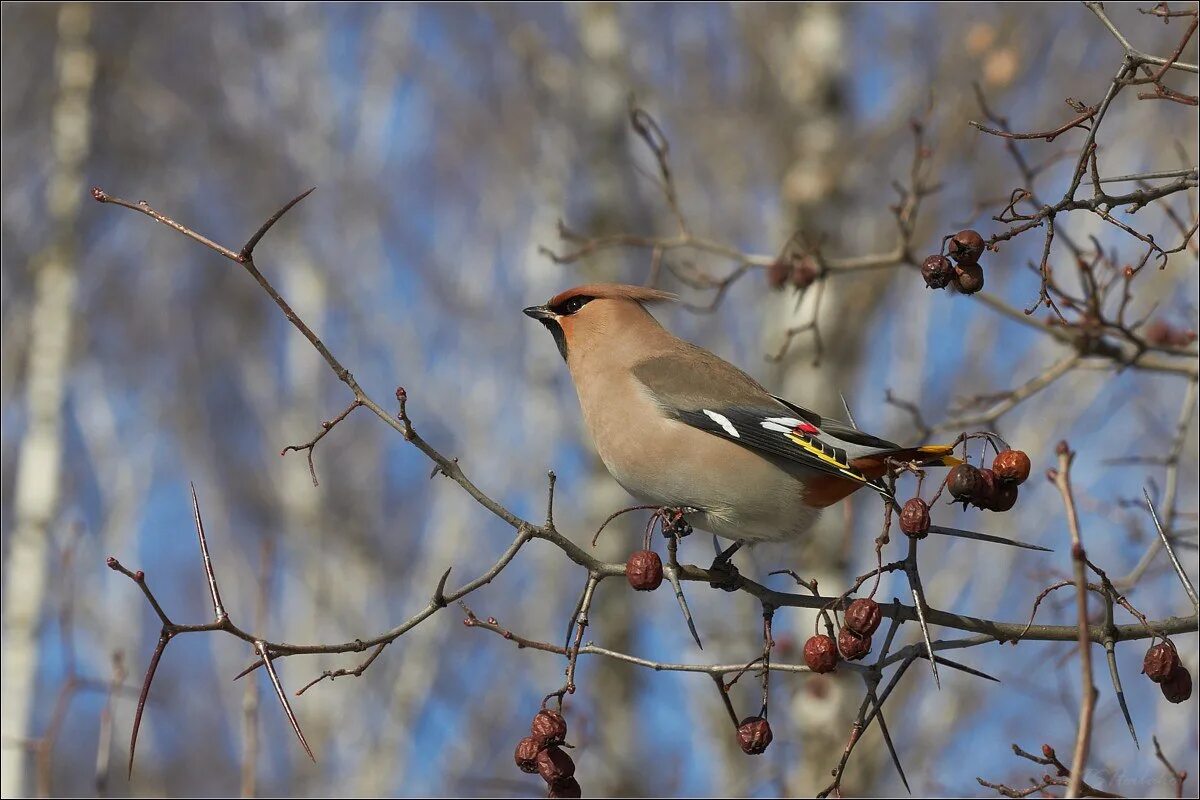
[93,7,1198,792]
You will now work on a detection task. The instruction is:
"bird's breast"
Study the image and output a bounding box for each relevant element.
[570,368,820,543]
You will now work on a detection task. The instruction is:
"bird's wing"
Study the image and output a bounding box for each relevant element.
[630,347,882,487]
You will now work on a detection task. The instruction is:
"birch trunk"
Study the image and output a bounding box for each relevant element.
[0,5,94,795]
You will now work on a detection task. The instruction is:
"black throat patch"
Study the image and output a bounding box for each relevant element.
[541,319,569,361]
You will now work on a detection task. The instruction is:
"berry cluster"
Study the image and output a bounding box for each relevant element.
[1143,641,1193,704]
[766,254,820,291]
[946,448,1031,512]
[802,597,884,673]
[922,229,987,295]
[1143,318,1198,348]
[514,709,581,798]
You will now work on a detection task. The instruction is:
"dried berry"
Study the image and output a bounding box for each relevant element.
[986,481,1018,512]
[803,634,839,674]
[899,497,931,538]
[953,262,985,294]
[626,549,663,591]
[947,464,983,505]
[1161,666,1192,704]
[766,259,789,290]
[948,229,985,264]
[838,628,872,661]
[845,598,882,636]
[975,467,998,509]
[1143,319,1191,347]
[515,736,542,774]
[792,257,819,290]
[531,709,568,747]
[548,777,582,798]
[992,449,1031,485]
[921,255,955,289]
[1143,642,1182,683]
[737,716,773,755]
[537,747,576,784]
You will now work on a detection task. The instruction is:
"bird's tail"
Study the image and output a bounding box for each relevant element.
[849,444,961,478]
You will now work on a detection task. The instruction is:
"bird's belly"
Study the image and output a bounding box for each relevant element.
[594,415,821,544]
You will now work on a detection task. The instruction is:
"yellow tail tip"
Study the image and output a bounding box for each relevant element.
[916,444,962,467]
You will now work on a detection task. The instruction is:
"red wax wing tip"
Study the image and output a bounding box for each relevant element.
[795,422,820,436]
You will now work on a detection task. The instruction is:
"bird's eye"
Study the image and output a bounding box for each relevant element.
[561,296,592,315]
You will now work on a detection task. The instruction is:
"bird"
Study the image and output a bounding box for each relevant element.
[524,283,961,574]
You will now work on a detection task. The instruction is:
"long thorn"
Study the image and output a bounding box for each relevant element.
[931,655,999,683]
[667,567,704,650]
[129,630,171,779]
[1144,488,1198,610]
[1105,638,1139,748]
[239,187,316,261]
[255,641,315,762]
[873,699,910,793]
[928,524,1053,552]
[191,484,226,620]
[911,584,940,690]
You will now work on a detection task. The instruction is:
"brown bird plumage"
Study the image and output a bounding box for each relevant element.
[524,284,956,545]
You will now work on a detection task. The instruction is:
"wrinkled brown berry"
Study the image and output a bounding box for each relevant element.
[737,716,773,755]
[766,259,789,290]
[792,257,818,290]
[803,634,839,674]
[1161,666,1192,704]
[921,255,955,289]
[986,481,1018,512]
[531,709,568,746]
[845,598,882,636]
[899,497,931,538]
[975,468,998,509]
[548,777,582,798]
[953,262,985,294]
[992,449,1031,485]
[1143,642,1182,683]
[947,464,984,505]
[626,549,663,591]
[1143,319,1196,348]
[838,628,872,661]
[948,229,985,264]
[515,736,542,774]
[537,746,575,784]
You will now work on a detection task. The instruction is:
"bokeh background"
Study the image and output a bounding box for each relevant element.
[2,2,1197,797]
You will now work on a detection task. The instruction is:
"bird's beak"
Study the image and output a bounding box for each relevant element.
[523,305,555,321]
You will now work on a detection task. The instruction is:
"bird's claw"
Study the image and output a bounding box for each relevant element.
[707,556,741,592]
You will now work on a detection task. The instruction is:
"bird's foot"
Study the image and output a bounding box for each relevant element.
[707,540,743,592]
[653,506,695,541]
